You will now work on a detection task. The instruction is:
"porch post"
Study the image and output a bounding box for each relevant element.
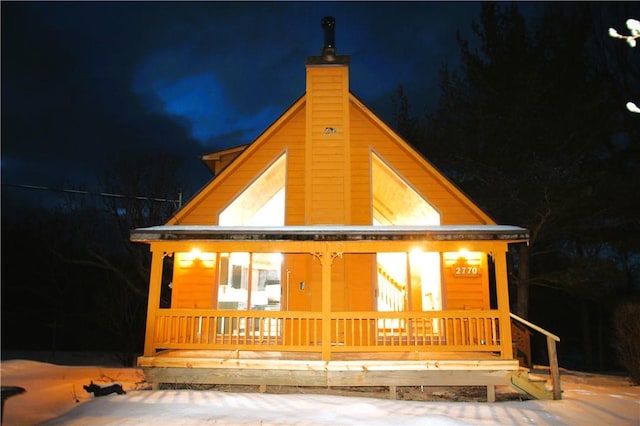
[320,249,333,361]
[492,244,514,359]
[143,247,164,357]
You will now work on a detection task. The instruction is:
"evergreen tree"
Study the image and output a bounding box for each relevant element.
[398,2,640,370]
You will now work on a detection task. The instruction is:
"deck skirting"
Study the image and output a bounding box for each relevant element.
[139,351,519,401]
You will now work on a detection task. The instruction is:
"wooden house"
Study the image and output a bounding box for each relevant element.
[132,17,560,401]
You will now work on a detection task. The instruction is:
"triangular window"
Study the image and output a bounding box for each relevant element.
[219,153,286,226]
[217,153,286,314]
[372,152,442,316]
[371,153,439,225]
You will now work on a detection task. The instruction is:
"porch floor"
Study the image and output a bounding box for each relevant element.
[139,349,517,367]
[139,350,519,403]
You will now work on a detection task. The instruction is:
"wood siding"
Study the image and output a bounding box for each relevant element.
[171,253,217,309]
[305,65,350,225]
[349,101,493,225]
[169,100,306,226]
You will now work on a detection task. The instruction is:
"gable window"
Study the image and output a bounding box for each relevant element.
[217,153,286,311]
[371,152,442,317]
[371,152,439,226]
[219,153,286,226]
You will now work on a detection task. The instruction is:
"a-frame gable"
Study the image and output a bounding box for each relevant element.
[167,96,306,226]
[169,78,495,228]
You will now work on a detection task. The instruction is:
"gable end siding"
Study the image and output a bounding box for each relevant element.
[349,99,494,225]
[170,106,305,225]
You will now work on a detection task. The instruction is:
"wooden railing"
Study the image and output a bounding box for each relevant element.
[377,265,405,312]
[150,309,505,356]
[511,319,532,367]
[510,313,561,400]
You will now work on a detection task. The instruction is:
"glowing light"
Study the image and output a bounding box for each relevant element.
[178,249,216,267]
[626,102,640,113]
[443,250,482,267]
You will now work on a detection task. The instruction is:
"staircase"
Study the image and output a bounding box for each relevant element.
[376,264,405,312]
[509,313,562,400]
[510,368,554,400]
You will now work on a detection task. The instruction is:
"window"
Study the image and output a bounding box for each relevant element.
[372,152,442,314]
[217,153,286,310]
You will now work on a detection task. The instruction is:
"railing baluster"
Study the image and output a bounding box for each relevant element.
[152,309,504,354]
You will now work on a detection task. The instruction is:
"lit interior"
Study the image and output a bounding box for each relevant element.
[217,154,286,310]
[372,153,440,226]
[372,152,442,314]
[219,153,286,226]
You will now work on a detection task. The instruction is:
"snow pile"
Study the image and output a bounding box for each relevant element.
[0,359,145,425]
[1,359,638,425]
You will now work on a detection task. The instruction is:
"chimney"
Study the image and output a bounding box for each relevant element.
[304,16,350,225]
[307,16,348,66]
[321,16,336,61]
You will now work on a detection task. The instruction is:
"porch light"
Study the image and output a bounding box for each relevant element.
[442,249,479,264]
[457,248,470,259]
[409,247,423,257]
[179,249,216,267]
[443,250,482,278]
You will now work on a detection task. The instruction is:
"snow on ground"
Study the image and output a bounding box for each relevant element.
[1,357,638,425]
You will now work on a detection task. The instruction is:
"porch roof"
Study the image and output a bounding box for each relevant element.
[130,225,529,243]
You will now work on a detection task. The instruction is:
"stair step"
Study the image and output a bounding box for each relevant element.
[527,374,548,383]
[510,370,553,400]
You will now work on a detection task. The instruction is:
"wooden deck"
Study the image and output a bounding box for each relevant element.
[139,350,519,402]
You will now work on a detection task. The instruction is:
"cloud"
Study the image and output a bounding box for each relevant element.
[2,1,491,193]
[134,58,283,148]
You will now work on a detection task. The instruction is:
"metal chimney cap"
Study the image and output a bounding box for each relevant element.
[321,16,336,43]
[321,16,336,61]
[306,16,349,65]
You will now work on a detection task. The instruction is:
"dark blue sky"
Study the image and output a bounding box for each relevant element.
[2,1,538,199]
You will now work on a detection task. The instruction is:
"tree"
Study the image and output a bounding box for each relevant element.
[1,151,185,364]
[64,151,183,364]
[396,2,639,369]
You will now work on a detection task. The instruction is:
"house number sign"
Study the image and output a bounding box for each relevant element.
[451,260,481,277]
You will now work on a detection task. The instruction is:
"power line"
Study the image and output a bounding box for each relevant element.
[2,183,183,207]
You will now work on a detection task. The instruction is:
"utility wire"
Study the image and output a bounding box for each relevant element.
[2,182,182,207]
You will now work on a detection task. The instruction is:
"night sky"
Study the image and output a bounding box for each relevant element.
[2,1,537,201]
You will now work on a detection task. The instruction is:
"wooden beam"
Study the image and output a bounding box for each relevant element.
[142,249,164,357]
[147,239,519,257]
[487,384,496,402]
[142,366,513,389]
[138,354,519,371]
[320,250,333,361]
[492,245,513,359]
[547,337,562,400]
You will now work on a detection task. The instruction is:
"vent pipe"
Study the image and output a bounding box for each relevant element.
[321,16,336,61]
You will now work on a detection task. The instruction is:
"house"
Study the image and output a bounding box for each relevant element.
[131,17,560,401]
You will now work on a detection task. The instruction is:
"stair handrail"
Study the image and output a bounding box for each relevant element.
[510,312,562,400]
[510,313,560,342]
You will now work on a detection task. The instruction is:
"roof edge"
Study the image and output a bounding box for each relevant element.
[131,225,529,243]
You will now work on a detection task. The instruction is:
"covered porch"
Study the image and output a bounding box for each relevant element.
[132,225,530,401]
